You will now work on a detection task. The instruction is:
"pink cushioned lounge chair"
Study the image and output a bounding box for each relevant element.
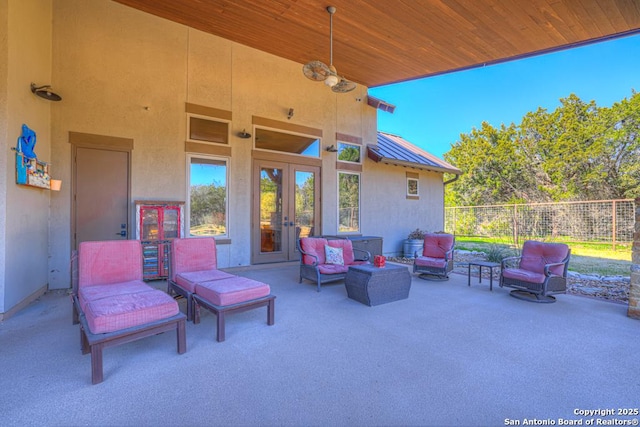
[413,233,455,281]
[72,240,186,384]
[170,238,275,342]
[169,237,235,321]
[499,240,571,303]
[297,237,370,292]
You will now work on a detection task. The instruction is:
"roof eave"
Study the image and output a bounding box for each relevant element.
[367,149,462,175]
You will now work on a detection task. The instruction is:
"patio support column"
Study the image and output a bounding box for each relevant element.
[628,197,640,319]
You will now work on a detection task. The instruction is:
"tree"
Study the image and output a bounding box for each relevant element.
[444,91,640,205]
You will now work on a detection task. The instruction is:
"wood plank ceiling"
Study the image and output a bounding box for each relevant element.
[114,0,640,88]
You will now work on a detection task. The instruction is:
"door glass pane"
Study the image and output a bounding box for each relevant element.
[142,208,159,240]
[338,172,360,233]
[295,171,315,239]
[189,158,227,236]
[260,167,283,253]
[163,208,179,239]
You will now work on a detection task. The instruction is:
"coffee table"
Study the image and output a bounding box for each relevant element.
[467,261,500,291]
[345,264,411,306]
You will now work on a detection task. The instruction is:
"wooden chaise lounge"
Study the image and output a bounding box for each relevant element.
[72,240,186,384]
[169,237,275,342]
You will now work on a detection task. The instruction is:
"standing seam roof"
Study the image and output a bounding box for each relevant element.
[368,132,462,174]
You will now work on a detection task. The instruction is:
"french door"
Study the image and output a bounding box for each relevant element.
[252,160,320,263]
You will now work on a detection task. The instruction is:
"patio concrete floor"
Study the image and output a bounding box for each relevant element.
[1,262,639,426]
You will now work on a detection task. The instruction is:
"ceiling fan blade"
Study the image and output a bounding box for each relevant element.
[331,78,356,93]
[303,60,331,81]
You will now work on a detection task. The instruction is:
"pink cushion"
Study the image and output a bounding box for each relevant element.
[414,256,447,268]
[300,238,328,265]
[195,277,270,306]
[300,238,363,266]
[519,241,569,276]
[78,240,142,287]
[175,270,236,292]
[327,240,355,265]
[170,238,218,281]
[422,234,454,259]
[317,264,350,274]
[502,268,546,284]
[79,280,150,312]
[83,289,179,334]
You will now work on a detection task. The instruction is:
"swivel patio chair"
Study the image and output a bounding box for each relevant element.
[413,233,455,280]
[499,240,571,303]
[72,240,186,384]
[298,237,370,292]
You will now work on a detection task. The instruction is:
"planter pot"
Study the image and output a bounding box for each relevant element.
[403,239,424,258]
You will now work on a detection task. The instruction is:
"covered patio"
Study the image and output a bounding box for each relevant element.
[1,263,638,426]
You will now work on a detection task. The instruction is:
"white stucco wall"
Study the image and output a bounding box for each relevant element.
[2,0,449,315]
[1,0,52,316]
[48,0,373,280]
[361,160,446,256]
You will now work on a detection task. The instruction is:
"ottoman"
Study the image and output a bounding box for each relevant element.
[345,264,411,306]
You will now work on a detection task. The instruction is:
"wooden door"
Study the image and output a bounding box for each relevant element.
[73,146,130,249]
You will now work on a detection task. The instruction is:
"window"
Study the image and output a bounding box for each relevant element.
[338,172,360,233]
[187,114,229,145]
[188,155,228,237]
[255,128,320,157]
[407,177,419,197]
[337,142,361,163]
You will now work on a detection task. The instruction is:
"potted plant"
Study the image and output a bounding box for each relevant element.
[403,228,426,258]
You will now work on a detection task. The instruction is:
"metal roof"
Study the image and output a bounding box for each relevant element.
[368,132,462,175]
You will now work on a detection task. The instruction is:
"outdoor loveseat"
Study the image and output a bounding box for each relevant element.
[298,237,370,292]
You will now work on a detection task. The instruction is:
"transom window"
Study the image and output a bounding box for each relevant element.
[187,114,229,145]
[255,128,320,158]
[337,142,361,163]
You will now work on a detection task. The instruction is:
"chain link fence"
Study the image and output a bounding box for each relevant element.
[445,199,635,249]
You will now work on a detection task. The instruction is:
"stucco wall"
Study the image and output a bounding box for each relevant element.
[48,0,375,283]
[1,0,52,316]
[0,0,8,314]
[0,0,449,312]
[361,160,445,256]
[0,0,449,302]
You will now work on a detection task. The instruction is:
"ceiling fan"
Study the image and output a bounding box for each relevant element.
[302,6,356,93]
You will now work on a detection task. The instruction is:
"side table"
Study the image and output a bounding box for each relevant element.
[467,261,500,291]
[345,264,411,306]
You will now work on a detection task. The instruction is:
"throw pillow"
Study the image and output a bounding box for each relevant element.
[324,245,344,265]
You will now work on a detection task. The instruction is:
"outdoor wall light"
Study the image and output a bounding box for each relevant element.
[238,129,252,139]
[31,83,62,101]
[325,145,338,152]
[287,108,294,120]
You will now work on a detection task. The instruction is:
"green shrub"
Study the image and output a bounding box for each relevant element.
[484,244,513,263]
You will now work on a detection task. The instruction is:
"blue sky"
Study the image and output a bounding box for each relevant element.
[369,33,640,159]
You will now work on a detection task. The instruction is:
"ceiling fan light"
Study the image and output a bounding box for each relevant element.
[324,74,339,87]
